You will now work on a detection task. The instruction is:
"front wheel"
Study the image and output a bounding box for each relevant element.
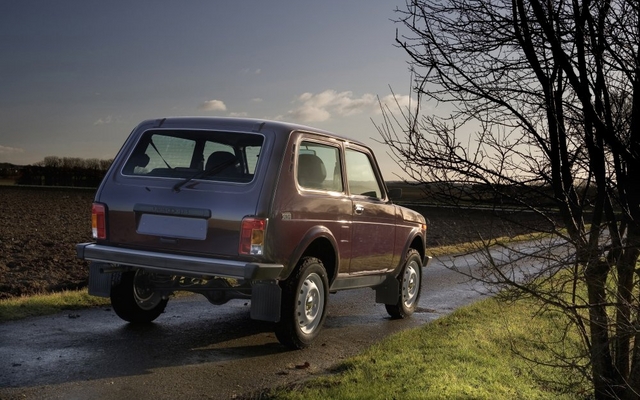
[275,257,329,349]
[385,249,422,319]
[110,269,168,323]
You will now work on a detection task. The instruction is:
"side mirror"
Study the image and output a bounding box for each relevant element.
[388,188,402,200]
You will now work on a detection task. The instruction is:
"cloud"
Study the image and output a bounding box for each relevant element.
[0,145,24,155]
[251,98,263,103]
[198,99,227,112]
[93,115,127,125]
[287,105,331,123]
[240,68,261,75]
[229,112,248,117]
[94,116,114,125]
[283,90,411,123]
[376,94,413,114]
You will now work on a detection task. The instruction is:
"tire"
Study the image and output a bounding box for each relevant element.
[385,249,422,319]
[110,269,168,323]
[275,257,329,349]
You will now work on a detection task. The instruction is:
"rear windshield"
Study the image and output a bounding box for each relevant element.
[122,129,264,183]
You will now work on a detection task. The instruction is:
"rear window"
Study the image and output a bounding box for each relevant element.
[122,129,264,183]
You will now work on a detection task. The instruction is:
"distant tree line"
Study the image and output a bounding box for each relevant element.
[16,156,113,187]
[389,181,596,210]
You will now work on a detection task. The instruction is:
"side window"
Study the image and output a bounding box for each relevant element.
[345,148,383,199]
[297,141,343,192]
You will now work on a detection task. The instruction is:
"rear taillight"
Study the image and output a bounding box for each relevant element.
[91,203,106,240]
[239,217,266,255]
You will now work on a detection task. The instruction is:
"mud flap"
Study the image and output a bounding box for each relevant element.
[88,262,112,298]
[375,274,400,305]
[250,281,282,322]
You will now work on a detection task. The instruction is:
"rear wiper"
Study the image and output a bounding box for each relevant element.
[173,156,237,192]
[150,139,173,170]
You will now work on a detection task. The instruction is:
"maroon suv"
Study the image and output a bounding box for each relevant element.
[77,117,429,349]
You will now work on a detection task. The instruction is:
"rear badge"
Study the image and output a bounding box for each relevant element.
[281,212,292,220]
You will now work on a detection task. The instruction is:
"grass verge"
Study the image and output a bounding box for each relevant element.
[0,289,110,321]
[429,232,548,257]
[267,296,588,399]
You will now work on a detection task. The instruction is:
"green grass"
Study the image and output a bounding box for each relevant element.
[429,231,547,257]
[268,297,588,399]
[0,289,110,321]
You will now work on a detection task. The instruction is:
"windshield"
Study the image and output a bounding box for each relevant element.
[122,129,264,183]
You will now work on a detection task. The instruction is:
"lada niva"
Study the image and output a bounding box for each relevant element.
[76,117,429,349]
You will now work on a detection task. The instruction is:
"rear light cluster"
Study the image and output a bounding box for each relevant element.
[239,217,266,255]
[91,203,106,240]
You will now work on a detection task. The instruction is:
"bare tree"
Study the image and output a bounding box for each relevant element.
[40,156,62,168]
[380,0,640,398]
[60,157,83,171]
[98,159,113,171]
[84,158,100,170]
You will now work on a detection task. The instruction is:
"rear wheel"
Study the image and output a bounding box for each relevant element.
[275,257,329,349]
[385,249,422,319]
[110,269,168,323]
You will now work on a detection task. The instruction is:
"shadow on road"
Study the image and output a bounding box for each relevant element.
[1,298,287,388]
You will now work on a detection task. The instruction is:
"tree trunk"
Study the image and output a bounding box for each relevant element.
[620,226,640,400]
[615,247,636,382]
[585,258,616,399]
[627,326,640,400]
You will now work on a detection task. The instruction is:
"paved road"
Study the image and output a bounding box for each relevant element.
[1,247,533,400]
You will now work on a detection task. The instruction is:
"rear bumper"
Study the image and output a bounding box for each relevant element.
[76,242,284,281]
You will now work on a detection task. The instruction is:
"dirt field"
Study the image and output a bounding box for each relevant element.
[0,186,94,299]
[0,186,549,300]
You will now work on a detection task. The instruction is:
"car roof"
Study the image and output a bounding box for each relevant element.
[138,116,368,147]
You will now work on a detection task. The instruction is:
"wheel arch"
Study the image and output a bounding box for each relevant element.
[409,233,425,264]
[396,228,426,274]
[286,226,339,284]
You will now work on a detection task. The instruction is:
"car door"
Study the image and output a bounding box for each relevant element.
[345,146,397,274]
[270,137,353,275]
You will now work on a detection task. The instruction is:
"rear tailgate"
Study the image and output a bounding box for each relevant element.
[96,125,271,258]
[100,183,260,257]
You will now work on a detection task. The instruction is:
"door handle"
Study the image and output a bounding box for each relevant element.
[354,204,364,215]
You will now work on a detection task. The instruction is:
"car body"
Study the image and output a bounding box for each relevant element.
[77,117,429,348]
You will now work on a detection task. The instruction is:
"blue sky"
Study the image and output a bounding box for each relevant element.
[0,1,415,179]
